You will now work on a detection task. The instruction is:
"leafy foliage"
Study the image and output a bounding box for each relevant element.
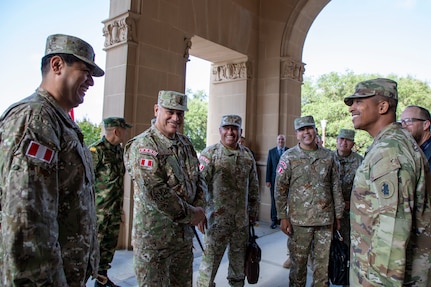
[77,118,102,146]
[301,72,431,155]
[184,89,208,152]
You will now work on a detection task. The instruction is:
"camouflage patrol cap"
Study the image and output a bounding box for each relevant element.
[220,114,242,128]
[338,129,355,141]
[294,115,315,130]
[158,90,188,111]
[344,78,398,106]
[45,34,104,77]
[103,117,132,128]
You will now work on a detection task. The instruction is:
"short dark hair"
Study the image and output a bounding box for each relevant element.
[41,53,91,75]
[406,105,431,121]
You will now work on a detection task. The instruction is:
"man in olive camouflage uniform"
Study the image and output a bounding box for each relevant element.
[333,129,363,249]
[90,117,132,287]
[0,34,103,286]
[275,115,344,287]
[345,78,431,286]
[124,90,207,287]
[197,115,260,287]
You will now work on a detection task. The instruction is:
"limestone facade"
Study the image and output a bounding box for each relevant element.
[102,0,330,248]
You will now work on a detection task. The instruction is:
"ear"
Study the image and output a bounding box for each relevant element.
[50,55,63,74]
[378,101,390,114]
[423,120,431,132]
[153,104,159,117]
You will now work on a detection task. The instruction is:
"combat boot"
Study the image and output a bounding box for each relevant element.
[95,270,120,287]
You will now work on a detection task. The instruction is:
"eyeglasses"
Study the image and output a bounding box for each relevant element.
[399,118,427,126]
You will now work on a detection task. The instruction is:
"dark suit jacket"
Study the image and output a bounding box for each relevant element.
[266,146,288,185]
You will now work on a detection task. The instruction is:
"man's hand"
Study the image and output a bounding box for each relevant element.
[280,218,292,235]
[197,217,207,234]
[190,206,206,226]
[266,182,271,188]
[335,218,341,231]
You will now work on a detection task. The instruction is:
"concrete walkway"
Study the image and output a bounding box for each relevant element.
[86,221,314,287]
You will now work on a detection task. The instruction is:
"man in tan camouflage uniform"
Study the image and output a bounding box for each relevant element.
[0,34,103,286]
[345,78,431,286]
[196,115,260,287]
[124,90,207,287]
[275,115,344,287]
[90,117,132,287]
[333,129,363,249]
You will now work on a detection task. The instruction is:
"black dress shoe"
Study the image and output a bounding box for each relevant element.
[271,223,277,229]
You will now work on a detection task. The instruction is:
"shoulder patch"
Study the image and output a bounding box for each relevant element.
[199,155,210,164]
[140,158,154,169]
[277,160,287,174]
[26,141,55,163]
[89,147,97,152]
[139,148,158,156]
[379,181,394,199]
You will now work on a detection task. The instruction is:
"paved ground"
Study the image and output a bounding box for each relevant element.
[86,221,315,287]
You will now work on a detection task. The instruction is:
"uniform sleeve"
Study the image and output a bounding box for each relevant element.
[248,157,260,219]
[275,154,291,219]
[331,154,345,219]
[0,109,67,285]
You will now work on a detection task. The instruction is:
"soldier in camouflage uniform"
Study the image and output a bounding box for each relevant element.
[196,115,260,287]
[333,129,363,249]
[124,90,206,287]
[0,34,103,286]
[90,117,132,287]
[345,78,431,286]
[275,115,344,287]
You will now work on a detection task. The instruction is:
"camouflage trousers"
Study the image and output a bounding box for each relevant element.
[288,224,332,287]
[133,240,193,287]
[405,244,431,287]
[197,224,248,287]
[97,212,121,271]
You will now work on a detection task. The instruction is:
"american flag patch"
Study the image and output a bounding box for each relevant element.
[140,159,153,168]
[277,166,284,174]
[25,141,55,163]
[199,164,205,171]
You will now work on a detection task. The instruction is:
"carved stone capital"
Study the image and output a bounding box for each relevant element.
[102,12,138,50]
[280,57,305,83]
[212,61,251,83]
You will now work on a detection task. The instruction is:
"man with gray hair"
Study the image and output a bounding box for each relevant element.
[275,115,344,287]
[0,34,103,286]
[124,90,207,286]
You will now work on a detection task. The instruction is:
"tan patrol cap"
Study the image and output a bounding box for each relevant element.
[344,78,397,106]
[220,114,242,128]
[158,90,188,111]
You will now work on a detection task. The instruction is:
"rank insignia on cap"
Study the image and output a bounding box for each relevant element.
[140,159,153,168]
[26,141,55,163]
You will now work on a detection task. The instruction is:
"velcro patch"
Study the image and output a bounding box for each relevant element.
[139,148,158,156]
[26,141,55,163]
[140,159,153,168]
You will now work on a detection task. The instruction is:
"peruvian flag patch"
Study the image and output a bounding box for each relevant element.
[140,159,153,168]
[26,141,55,163]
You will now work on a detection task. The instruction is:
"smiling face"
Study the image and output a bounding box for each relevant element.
[400,106,431,145]
[154,105,185,139]
[295,126,317,150]
[337,137,354,156]
[348,97,382,136]
[219,125,241,149]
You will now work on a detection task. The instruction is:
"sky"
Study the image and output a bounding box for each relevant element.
[1,0,429,123]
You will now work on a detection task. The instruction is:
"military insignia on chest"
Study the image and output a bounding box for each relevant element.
[379,181,394,199]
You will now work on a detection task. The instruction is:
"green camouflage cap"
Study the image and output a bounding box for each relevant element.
[294,115,315,130]
[338,129,355,141]
[158,90,188,111]
[344,78,397,106]
[220,114,242,128]
[103,117,132,128]
[45,34,104,77]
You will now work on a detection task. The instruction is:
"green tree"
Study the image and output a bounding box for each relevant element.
[184,89,208,152]
[301,72,431,155]
[77,118,102,146]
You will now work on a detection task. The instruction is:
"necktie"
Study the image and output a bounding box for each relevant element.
[278,148,282,157]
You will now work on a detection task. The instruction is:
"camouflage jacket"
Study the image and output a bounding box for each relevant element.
[0,88,99,287]
[333,150,363,204]
[124,126,206,249]
[350,123,431,286]
[275,144,344,226]
[89,136,125,216]
[199,143,260,229]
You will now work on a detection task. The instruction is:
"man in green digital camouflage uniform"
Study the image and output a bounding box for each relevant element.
[333,129,363,249]
[124,90,207,287]
[90,117,132,287]
[275,115,344,287]
[345,78,431,286]
[197,115,260,287]
[0,34,103,286]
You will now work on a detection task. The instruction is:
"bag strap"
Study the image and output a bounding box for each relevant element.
[249,224,257,240]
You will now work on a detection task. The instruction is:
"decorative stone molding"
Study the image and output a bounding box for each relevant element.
[280,57,305,83]
[212,61,251,83]
[102,12,138,49]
